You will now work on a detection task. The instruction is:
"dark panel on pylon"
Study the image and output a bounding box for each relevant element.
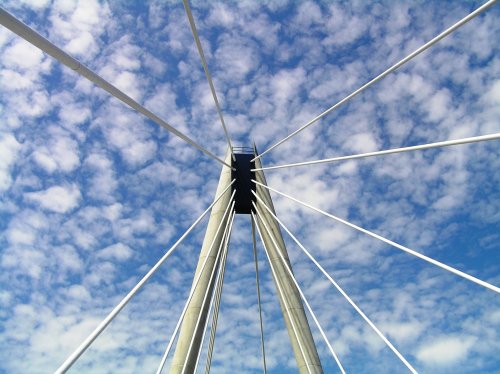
[232,152,256,214]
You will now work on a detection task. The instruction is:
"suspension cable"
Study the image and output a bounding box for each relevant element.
[251,218,268,374]
[252,212,313,374]
[194,211,235,373]
[253,191,418,373]
[253,133,500,171]
[156,197,235,374]
[204,212,235,374]
[182,0,235,161]
[0,7,232,170]
[253,204,346,374]
[252,180,500,294]
[252,0,498,162]
[180,202,236,374]
[54,181,235,374]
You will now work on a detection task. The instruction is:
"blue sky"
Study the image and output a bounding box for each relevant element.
[0,0,499,373]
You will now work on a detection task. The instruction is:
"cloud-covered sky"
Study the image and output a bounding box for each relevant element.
[0,0,499,373]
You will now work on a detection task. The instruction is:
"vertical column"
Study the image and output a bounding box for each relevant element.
[254,156,323,374]
[170,151,233,373]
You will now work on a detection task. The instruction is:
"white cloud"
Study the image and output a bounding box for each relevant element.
[64,31,95,57]
[17,0,50,10]
[294,1,322,29]
[48,91,92,132]
[64,241,86,264]
[96,105,158,167]
[485,79,500,105]
[15,90,51,118]
[2,39,44,70]
[25,184,82,213]
[324,4,367,47]
[314,225,352,253]
[270,67,306,104]
[344,132,379,153]
[0,133,22,191]
[144,83,186,129]
[49,0,111,59]
[0,2,499,373]
[426,89,452,122]
[381,321,425,344]
[215,37,260,81]
[112,71,143,101]
[66,284,91,301]
[2,246,46,279]
[59,103,91,128]
[142,53,167,77]
[0,69,34,90]
[113,49,141,71]
[432,194,459,210]
[97,243,133,262]
[207,3,237,28]
[122,138,157,166]
[32,131,80,173]
[83,152,117,202]
[416,335,476,366]
[85,261,117,286]
[7,228,35,247]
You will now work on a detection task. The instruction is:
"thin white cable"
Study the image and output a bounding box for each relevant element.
[253,0,498,162]
[204,212,234,374]
[186,209,234,374]
[193,272,219,374]
[193,212,234,374]
[182,0,235,161]
[193,225,229,373]
[0,8,232,170]
[252,180,500,294]
[251,218,268,374]
[181,204,235,374]
[253,133,500,171]
[54,181,235,374]
[253,191,417,373]
[252,212,313,374]
[156,197,235,374]
[253,203,346,374]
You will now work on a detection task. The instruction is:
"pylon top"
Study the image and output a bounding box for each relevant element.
[231,147,256,214]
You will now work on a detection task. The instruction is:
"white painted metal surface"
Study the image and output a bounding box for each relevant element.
[170,151,235,373]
